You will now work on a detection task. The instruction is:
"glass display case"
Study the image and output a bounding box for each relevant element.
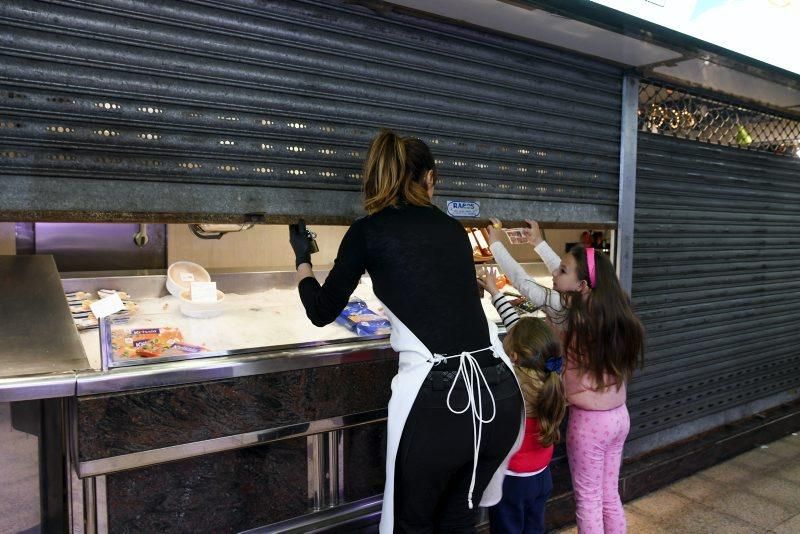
[97,276,389,369]
[67,262,555,371]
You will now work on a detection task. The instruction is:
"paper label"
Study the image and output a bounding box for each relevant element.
[89,293,125,319]
[190,281,217,303]
[179,272,196,283]
[446,200,480,218]
[171,342,205,354]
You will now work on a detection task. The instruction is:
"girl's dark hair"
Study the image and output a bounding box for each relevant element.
[563,245,645,389]
[503,317,567,447]
[362,129,437,214]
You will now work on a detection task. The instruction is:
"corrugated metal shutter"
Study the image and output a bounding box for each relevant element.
[629,133,800,444]
[0,0,621,224]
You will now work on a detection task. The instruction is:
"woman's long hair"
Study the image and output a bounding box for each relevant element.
[503,317,566,447]
[362,129,437,214]
[563,245,645,389]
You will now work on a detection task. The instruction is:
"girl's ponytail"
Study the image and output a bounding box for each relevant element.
[536,340,567,447]
[536,366,567,447]
[503,318,567,447]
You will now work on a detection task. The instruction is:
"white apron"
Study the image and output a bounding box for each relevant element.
[379,308,525,533]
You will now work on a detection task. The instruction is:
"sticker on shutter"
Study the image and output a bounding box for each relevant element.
[446,200,480,218]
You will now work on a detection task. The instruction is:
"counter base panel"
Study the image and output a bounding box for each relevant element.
[105,436,307,533]
[77,357,396,462]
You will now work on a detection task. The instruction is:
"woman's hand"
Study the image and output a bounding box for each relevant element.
[289,219,315,268]
[486,218,504,245]
[524,219,544,246]
[477,266,501,297]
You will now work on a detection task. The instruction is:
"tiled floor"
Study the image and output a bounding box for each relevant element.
[556,432,800,533]
[0,402,41,534]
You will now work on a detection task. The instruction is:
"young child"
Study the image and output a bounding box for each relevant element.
[478,268,567,534]
[486,219,645,534]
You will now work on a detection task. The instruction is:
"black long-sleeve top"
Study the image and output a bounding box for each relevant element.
[298,204,492,367]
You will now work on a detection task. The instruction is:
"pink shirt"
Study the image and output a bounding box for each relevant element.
[564,359,626,411]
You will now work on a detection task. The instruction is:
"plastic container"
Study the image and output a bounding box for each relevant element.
[166,261,211,297]
[178,289,225,319]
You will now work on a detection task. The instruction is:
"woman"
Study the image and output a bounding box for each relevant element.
[289,130,523,533]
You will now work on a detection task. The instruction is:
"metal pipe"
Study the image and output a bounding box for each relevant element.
[307,434,325,512]
[83,478,96,534]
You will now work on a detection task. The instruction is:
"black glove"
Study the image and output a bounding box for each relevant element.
[289,218,314,268]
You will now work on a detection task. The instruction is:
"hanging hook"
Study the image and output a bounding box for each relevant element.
[133,223,149,247]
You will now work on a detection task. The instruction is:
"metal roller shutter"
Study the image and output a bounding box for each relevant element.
[0,0,621,223]
[629,133,800,446]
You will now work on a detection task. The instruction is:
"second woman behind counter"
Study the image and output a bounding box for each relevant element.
[289,130,524,533]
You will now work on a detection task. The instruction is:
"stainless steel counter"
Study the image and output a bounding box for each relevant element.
[75,337,395,396]
[0,263,540,401]
[0,256,91,401]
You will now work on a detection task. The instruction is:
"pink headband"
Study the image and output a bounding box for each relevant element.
[585,247,597,288]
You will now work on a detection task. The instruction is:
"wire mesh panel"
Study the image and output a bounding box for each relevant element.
[639,80,800,157]
[0,0,622,223]
[629,131,800,445]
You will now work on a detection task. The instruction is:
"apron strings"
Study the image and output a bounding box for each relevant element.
[429,346,497,509]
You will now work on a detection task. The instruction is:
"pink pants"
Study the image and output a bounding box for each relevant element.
[566,404,630,534]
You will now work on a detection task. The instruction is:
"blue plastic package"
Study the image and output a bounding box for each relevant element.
[336,298,391,336]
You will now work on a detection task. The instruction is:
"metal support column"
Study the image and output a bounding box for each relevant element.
[308,430,346,511]
[40,398,68,533]
[616,74,639,294]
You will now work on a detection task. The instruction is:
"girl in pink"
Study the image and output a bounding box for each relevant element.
[487,219,645,534]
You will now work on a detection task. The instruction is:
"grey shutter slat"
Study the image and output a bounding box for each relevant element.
[629,133,800,443]
[0,0,621,223]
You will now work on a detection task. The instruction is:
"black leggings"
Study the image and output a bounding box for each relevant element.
[394,364,523,533]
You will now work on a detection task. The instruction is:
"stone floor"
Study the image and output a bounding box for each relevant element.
[0,402,40,534]
[556,432,800,533]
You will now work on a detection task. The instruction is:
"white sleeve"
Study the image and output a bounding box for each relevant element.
[490,241,564,313]
[534,241,561,274]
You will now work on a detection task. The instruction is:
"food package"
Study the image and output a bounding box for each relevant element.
[110,327,206,359]
[336,298,391,337]
[65,290,137,331]
[507,295,539,314]
[503,228,529,245]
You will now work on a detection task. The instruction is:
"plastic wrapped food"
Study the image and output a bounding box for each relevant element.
[508,296,540,314]
[110,327,206,359]
[336,298,391,337]
[503,228,529,245]
[65,290,136,331]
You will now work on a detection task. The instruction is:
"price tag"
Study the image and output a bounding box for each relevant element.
[190,281,217,303]
[180,272,196,283]
[89,293,125,319]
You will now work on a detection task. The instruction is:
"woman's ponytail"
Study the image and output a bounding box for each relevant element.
[363,129,435,214]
